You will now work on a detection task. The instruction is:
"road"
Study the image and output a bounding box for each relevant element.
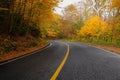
[0,41,120,80]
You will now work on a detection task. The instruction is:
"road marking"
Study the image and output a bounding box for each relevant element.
[50,44,70,80]
[85,43,120,56]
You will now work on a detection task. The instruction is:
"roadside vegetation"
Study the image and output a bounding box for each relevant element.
[0,0,120,61]
[0,0,62,61]
[61,0,120,54]
[61,0,120,48]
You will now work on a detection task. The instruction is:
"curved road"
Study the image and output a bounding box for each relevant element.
[0,41,120,80]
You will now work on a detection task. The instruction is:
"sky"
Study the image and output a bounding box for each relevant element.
[55,0,81,15]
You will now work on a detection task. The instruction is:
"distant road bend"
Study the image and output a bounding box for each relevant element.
[0,41,120,80]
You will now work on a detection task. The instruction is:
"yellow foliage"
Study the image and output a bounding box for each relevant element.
[78,16,110,38]
[39,13,62,38]
[47,29,57,37]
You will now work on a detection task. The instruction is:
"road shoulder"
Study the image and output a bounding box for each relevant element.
[0,43,49,63]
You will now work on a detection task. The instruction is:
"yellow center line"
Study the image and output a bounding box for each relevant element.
[50,44,70,80]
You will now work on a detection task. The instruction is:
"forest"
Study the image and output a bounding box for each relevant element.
[62,0,120,47]
[0,0,62,55]
[0,0,120,58]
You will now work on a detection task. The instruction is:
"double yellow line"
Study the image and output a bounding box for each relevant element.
[50,44,70,80]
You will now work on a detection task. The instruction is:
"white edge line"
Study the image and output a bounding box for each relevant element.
[0,43,52,66]
[84,43,120,56]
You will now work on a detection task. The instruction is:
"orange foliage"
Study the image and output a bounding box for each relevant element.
[111,0,120,9]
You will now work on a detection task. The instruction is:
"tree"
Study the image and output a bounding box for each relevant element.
[108,0,120,41]
[0,0,62,37]
[62,4,79,23]
[78,16,110,40]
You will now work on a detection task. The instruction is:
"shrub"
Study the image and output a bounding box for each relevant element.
[27,40,38,48]
[30,27,41,37]
[116,37,120,47]
[4,41,17,52]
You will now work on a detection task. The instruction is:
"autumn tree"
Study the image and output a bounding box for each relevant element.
[61,4,84,38]
[78,16,110,41]
[107,0,120,42]
[0,0,13,34]
[63,4,79,23]
[46,13,62,38]
[0,0,62,37]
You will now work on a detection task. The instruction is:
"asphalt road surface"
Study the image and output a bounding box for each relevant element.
[0,41,120,80]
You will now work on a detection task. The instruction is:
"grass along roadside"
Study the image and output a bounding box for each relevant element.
[81,42,120,54]
[0,36,48,63]
[62,38,120,55]
[0,41,48,63]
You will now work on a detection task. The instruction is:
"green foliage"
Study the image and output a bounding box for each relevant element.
[73,17,84,34]
[115,38,120,47]
[27,40,39,48]
[30,27,41,37]
[0,39,17,53]
[5,42,17,53]
[10,23,28,36]
[0,41,4,54]
[73,18,84,29]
